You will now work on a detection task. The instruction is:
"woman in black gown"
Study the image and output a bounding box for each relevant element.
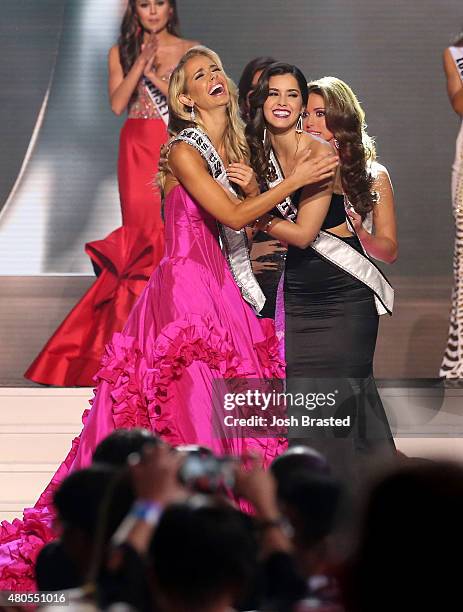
[238,56,287,318]
[246,66,398,484]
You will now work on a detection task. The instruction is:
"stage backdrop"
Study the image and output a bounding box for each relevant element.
[0,0,461,276]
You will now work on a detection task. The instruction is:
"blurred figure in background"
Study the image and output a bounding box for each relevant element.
[344,460,463,612]
[441,29,463,379]
[25,0,198,386]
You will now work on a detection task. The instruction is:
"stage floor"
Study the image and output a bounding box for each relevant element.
[0,381,463,522]
[0,273,461,522]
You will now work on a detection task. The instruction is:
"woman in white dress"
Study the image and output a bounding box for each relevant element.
[441,31,463,379]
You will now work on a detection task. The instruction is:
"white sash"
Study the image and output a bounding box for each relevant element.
[450,46,463,84]
[267,149,298,222]
[172,127,266,313]
[144,77,169,125]
[267,148,394,315]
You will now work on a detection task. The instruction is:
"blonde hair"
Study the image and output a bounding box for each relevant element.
[158,46,249,192]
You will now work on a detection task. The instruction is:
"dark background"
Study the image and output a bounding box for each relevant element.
[0,1,462,378]
[0,0,461,274]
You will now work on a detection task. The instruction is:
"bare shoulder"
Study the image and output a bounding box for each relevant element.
[168,141,205,170]
[302,132,334,154]
[183,39,201,51]
[372,161,392,185]
[108,44,120,61]
[443,46,458,75]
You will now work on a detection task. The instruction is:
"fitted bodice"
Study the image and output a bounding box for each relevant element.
[128,72,173,119]
[162,184,223,262]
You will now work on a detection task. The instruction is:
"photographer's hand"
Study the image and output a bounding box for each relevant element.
[234,456,292,555]
[129,442,185,505]
[111,444,186,555]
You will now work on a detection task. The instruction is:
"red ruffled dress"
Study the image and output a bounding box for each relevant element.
[25,80,168,386]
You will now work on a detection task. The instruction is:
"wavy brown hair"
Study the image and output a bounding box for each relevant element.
[246,62,308,184]
[118,0,181,76]
[157,46,250,192]
[308,77,377,218]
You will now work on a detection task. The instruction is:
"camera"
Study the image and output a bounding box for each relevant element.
[176,445,236,493]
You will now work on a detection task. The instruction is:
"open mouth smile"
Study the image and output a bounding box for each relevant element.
[272,108,291,119]
[208,83,225,96]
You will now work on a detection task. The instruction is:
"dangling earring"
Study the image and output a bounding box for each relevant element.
[333,138,340,149]
[296,114,304,134]
[190,105,195,122]
[263,127,267,144]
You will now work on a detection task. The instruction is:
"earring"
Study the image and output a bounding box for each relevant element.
[190,105,195,122]
[333,138,340,149]
[263,127,267,144]
[296,114,304,134]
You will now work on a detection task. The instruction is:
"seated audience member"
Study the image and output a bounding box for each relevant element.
[148,497,258,612]
[271,446,345,611]
[36,465,134,591]
[345,460,463,612]
[92,428,160,467]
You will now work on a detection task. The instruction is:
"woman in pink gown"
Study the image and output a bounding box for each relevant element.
[0,46,338,590]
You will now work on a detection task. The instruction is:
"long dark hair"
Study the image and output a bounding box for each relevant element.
[246,62,308,182]
[238,56,276,121]
[118,0,181,75]
[308,77,376,218]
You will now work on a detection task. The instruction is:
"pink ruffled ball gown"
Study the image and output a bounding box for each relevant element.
[0,183,287,590]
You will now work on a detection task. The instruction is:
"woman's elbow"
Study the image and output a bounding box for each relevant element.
[111,103,125,116]
[383,244,398,264]
[297,233,318,249]
[226,218,244,232]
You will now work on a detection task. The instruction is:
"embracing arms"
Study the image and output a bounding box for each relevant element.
[254,140,335,249]
[168,142,338,231]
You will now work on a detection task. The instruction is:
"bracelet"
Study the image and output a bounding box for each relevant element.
[262,216,275,233]
[258,516,285,531]
[130,500,163,526]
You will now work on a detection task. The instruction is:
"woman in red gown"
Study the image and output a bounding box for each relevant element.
[25,0,198,386]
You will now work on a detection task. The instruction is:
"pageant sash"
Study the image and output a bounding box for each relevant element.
[450,46,463,84]
[267,148,394,315]
[144,77,169,125]
[172,127,266,313]
[267,149,298,222]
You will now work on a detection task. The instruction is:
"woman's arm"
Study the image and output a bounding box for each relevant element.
[168,143,338,230]
[254,140,335,249]
[108,36,157,116]
[349,165,398,264]
[443,47,463,116]
[258,184,332,250]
